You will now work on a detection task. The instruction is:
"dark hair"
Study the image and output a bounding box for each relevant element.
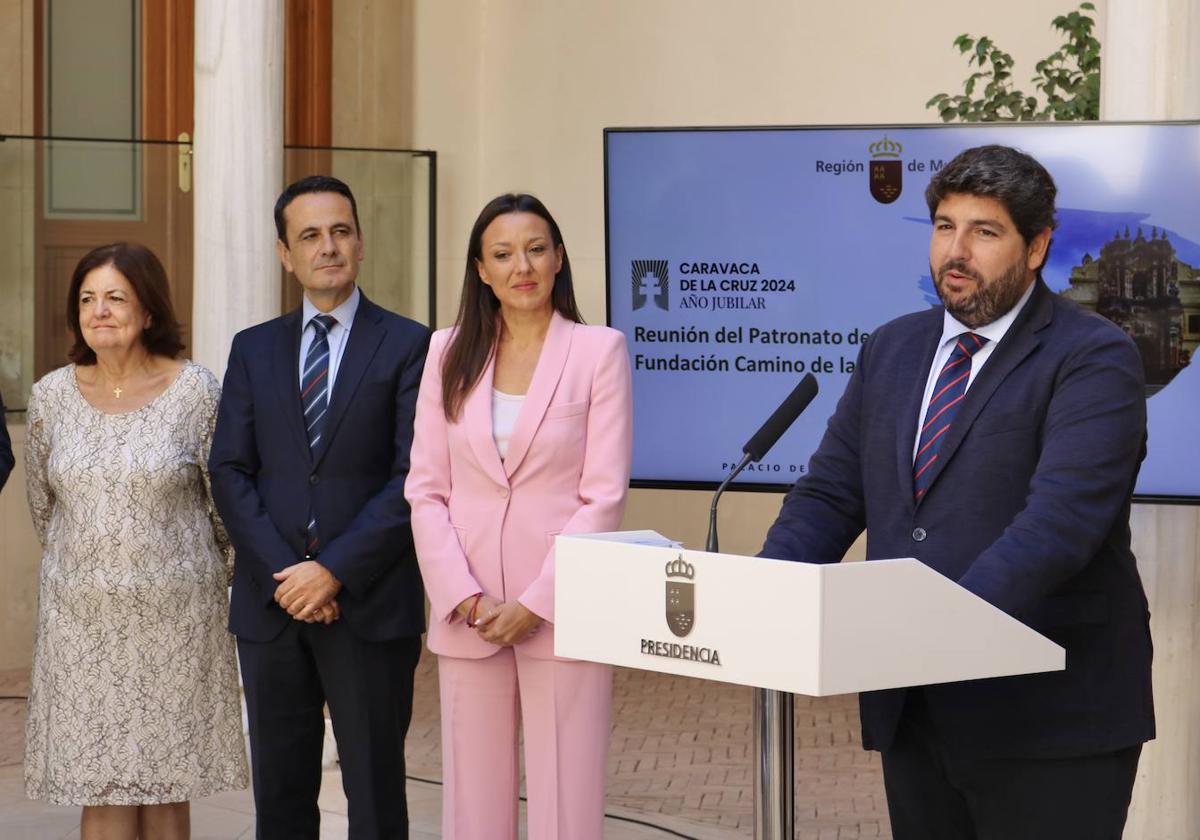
[441,193,584,420]
[925,144,1058,272]
[67,242,185,365]
[274,174,361,242]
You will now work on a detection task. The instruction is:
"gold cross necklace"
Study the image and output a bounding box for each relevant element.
[96,364,146,400]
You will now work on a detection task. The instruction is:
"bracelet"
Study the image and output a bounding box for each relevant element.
[466,593,484,627]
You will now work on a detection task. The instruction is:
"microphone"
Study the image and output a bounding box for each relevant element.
[706,373,819,552]
[742,373,820,462]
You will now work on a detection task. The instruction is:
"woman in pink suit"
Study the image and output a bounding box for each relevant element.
[406,193,633,840]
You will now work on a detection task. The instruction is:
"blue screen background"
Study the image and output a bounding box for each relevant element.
[606,123,1200,496]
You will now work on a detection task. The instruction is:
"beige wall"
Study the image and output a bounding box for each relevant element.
[0,423,41,671]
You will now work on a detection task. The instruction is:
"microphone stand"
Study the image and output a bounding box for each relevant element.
[706,452,750,552]
[707,456,794,840]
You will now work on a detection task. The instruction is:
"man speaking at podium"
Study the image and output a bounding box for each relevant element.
[761,145,1153,840]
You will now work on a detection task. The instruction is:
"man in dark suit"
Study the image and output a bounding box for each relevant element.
[210,175,430,839]
[761,145,1153,840]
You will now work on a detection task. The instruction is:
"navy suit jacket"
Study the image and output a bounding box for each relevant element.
[762,281,1154,759]
[210,293,431,643]
[0,388,13,491]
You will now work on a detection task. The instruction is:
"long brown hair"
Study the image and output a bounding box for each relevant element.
[67,242,185,364]
[441,193,583,420]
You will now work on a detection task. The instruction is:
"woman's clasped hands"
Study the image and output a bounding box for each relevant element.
[456,594,542,645]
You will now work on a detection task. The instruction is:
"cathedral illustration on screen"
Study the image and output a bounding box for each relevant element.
[1063,226,1200,394]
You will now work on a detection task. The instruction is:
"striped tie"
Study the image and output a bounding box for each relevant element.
[301,313,335,552]
[913,332,988,502]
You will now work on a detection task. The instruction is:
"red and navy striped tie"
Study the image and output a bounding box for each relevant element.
[913,332,988,501]
[301,313,335,552]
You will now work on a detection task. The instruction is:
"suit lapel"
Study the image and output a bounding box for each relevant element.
[311,294,386,469]
[914,282,1051,506]
[274,309,310,459]
[503,312,574,478]
[463,351,510,487]
[895,319,943,511]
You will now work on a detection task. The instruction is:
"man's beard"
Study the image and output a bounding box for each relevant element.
[932,256,1032,329]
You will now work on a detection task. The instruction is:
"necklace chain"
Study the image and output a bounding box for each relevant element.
[102,376,132,399]
[96,368,145,400]
[88,354,159,400]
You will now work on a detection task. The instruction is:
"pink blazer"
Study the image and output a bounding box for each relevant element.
[406,312,633,659]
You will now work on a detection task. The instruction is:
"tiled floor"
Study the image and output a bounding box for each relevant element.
[0,658,891,839]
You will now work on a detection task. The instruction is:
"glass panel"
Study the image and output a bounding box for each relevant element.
[45,140,142,219]
[43,0,141,218]
[0,137,37,412]
[283,146,435,328]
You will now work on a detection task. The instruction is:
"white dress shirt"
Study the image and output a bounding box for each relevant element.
[913,280,1036,461]
[298,286,361,393]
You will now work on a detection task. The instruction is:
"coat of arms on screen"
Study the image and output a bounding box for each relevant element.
[665,555,695,637]
[868,136,903,204]
[632,259,670,311]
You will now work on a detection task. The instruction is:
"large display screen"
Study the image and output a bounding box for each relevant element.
[605,122,1200,499]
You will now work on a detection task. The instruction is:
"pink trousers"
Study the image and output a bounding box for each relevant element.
[437,648,612,840]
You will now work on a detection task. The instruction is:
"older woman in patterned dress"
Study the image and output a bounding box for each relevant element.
[23,242,247,840]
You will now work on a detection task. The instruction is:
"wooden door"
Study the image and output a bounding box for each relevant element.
[33,0,194,377]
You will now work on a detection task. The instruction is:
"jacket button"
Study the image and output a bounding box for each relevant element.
[500,488,509,499]
[309,474,319,485]
[912,527,927,542]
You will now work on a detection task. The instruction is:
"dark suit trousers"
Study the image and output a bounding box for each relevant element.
[881,691,1140,840]
[238,620,421,840]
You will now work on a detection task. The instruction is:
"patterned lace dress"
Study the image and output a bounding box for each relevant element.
[23,362,248,805]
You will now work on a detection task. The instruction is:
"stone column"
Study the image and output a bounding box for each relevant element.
[1102,4,1200,838]
[192,0,284,378]
[1102,0,1200,119]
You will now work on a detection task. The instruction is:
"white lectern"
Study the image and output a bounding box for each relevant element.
[554,533,1065,838]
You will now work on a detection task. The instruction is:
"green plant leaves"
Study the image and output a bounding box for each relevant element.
[926,1,1099,123]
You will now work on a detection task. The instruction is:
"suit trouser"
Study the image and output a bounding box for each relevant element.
[437,647,612,840]
[238,620,422,840]
[881,690,1141,840]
